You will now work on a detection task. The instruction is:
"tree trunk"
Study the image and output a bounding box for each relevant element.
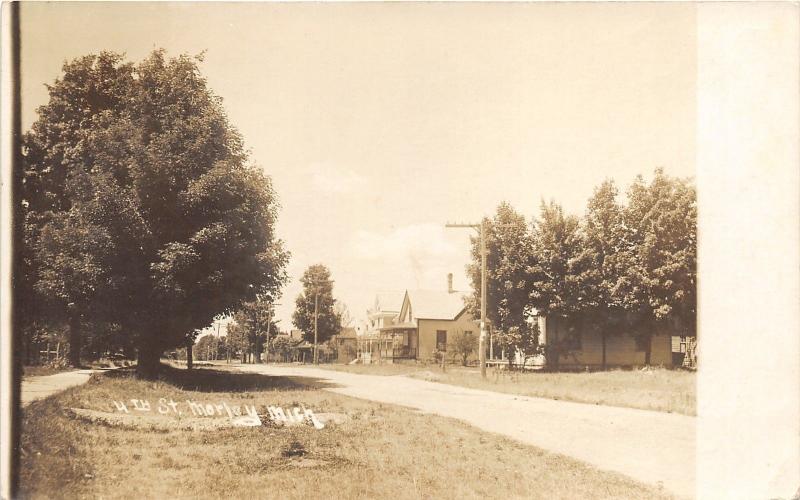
[644,336,652,366]
[68,314,82,367]
[136,341,161,379]
[186,339,193,370]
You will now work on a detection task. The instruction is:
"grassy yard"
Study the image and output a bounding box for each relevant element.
[321,364,695,415]
[19,365,672,499]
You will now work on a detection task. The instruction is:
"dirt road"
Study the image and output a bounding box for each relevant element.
[236,363,695,499]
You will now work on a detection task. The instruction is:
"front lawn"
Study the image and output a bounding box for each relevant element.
[319,362,424,376]
[412,366,696,415]
[321,363,695,415]
[19,365,672,499]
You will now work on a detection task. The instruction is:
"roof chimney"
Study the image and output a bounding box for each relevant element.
[447,273,454,293]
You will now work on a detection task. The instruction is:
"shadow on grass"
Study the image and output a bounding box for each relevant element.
[105,363,342,393]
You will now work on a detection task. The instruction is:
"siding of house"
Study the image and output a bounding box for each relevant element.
[417,313,479,362]
[546,318,673,368]
[559,333,672,367]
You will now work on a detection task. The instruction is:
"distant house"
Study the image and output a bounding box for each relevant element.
[359,274,478,363]
[329,327,358,363]
[538,317,674,369]
[498,314,690,369]
[365,291,405,335]
[360,275,690,369]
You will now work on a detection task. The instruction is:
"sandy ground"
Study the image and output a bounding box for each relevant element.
[20,369,99,407]
[235,363,696,499]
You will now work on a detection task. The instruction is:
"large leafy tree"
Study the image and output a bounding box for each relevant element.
[466,202,537,366]
[577,180,628,369]
[21,51,288,376]
[293,265,341,346]
[528,200,586,368]
[21,53,141,367]
[228,299,280,363]
[225,319,250,364]
[618,169,697,364]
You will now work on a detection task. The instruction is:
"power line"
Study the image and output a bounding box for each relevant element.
[300,277,334,365]
[446,220,488,379]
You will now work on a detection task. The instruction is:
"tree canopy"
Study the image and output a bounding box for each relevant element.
[466,202,538,366]
[617,170,697,362]
[227,299,280,363]
[292,264,341,345]
[21,50,289,376]
[466,170,696,369]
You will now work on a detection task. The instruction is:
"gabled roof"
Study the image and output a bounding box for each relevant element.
[404,290,469,320]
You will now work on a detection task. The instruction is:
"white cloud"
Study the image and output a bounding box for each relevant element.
[310,162,367,194]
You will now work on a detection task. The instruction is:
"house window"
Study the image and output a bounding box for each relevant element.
[463,330,473,336]
[436,330,447,351]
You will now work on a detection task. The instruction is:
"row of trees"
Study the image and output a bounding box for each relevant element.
[19,50,289,377]
[218,263,345,363]
[468,169,696,369]
[190,328,296,363]
[226,298,280,363]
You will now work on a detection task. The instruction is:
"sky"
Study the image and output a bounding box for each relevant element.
[20,2,696,332]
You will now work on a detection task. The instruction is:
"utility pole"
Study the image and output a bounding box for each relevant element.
[264,303,280,364]
[446,221,488,378]
[313,291,319,364]
[480,219,488,377]
[301,277,334,365]
[215,320,221,361]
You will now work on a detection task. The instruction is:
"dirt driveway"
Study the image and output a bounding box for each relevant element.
[235,363,695,499]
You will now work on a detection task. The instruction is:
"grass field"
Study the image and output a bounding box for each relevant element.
[19,365,673,499]
[321,364,696,415]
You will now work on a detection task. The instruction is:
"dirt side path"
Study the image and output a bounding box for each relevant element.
[236,363,695,499]
[21,369,98,407]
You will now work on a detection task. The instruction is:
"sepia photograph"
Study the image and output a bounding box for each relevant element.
[0,2,798,499]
